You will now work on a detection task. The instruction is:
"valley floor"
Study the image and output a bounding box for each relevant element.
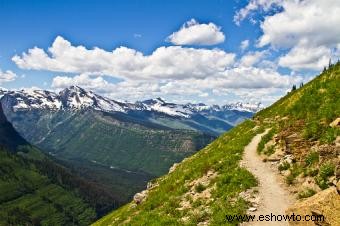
[241,129,296,226]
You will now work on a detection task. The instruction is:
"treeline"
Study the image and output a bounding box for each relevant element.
[291,59,340,92]
[323,58,340,72]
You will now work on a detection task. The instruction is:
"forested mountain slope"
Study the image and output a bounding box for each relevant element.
[0,104,122,225]
[0,104,28,151]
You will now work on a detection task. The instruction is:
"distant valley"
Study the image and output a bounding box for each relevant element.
[0,86,260,209]
[0,104,115,225]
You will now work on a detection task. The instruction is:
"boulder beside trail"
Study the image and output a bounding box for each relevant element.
[329,118,340,128]
[133,190,148,205]
[286,187,340,226]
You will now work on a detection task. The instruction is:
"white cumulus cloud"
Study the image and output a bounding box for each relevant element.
[278,43,330,71]
[167,19,225,46]
[257,0,340,49]
[240,40,250,51]
[12,36,235,80]
[239,50,268,67]
[51,65,302,104]
[234,0,283,25]
[0,69,17,84]
[236,0,340,71]
[52,73,113,91]
[14,36,303,105]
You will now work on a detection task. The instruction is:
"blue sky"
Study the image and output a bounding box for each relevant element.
[0,0,339,105]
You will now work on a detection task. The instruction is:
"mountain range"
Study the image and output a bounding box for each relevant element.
[0,86,262,116]
[0,86,261,136]
[0,86,260,213]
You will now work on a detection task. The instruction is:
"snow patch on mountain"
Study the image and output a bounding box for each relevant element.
[0,86,263,116]
[59,86,126,112]
[137,98,192,118]
[4,89,62,111]
[223,102,264,113]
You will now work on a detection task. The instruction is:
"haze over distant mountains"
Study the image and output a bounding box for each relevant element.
[1,85,262,137]
[0,86,260,212]
[0,85,262,118]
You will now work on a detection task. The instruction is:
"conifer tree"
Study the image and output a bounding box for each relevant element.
[291,85,297,91]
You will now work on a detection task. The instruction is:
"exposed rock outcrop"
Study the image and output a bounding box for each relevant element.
[133,190,148,205]
[286,187,340,226]
[169,163,179,173]
[133,180,160,205]
[329,118,340,128]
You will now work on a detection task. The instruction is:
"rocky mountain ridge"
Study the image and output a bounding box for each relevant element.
[0,86,263,117]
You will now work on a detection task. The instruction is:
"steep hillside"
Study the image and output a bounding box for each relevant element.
[254,62,339,199]
[0,149,97,225]
[4,109,214,176]
[0,104,125,225]
[0,106,94,225]
[2,109,214,204]
[94,63,339,225]
[0,104,28,151]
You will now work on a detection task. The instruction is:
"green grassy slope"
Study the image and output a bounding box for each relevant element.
[95,121,261,226]
[254,62,340,192]
[257,63,340,144]
[94,63,339,225]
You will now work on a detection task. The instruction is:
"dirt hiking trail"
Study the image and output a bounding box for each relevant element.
[241,129,296,226]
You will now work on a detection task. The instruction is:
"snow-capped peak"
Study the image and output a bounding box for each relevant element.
[1,86,126,113]
[183,103,215,112]
[58,85,126,112]
[0,86,262,116]
[59,85,97,109]
[1,88,62,111]
[138,98,190,118]
[0,88,8,98]
[223,102,263,113]
[141,97,166,106]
